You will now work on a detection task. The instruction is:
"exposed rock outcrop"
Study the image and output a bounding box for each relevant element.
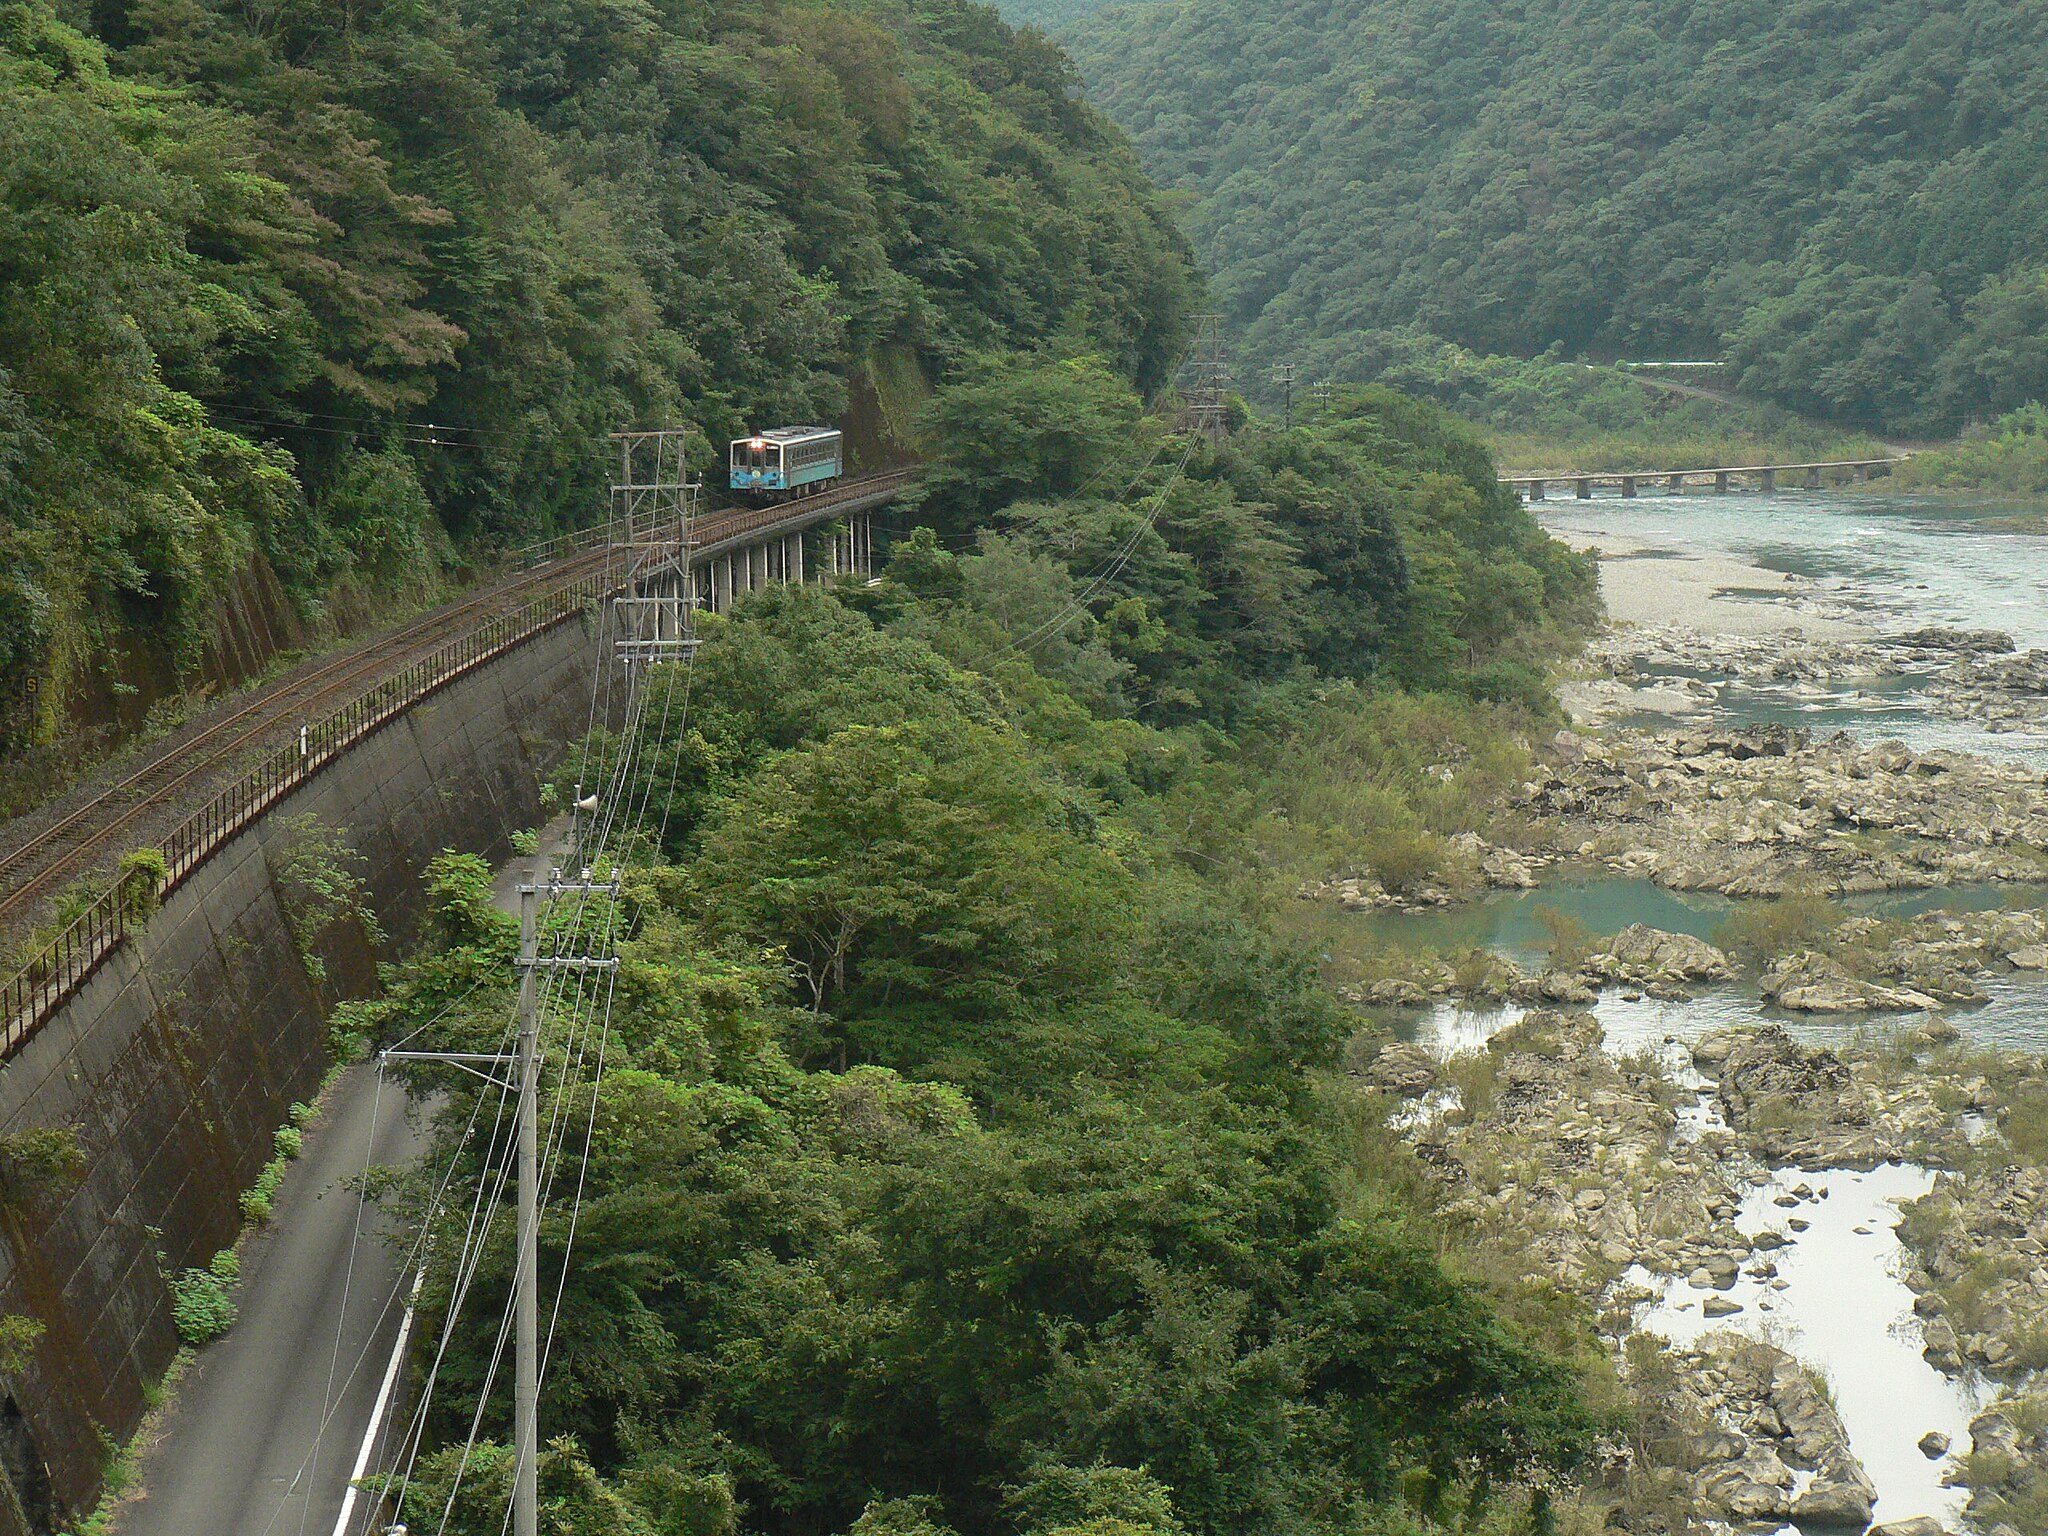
[1585,924,1732,989]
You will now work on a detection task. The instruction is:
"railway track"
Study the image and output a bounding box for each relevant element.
[0,471,909,938]
[0,541,614,933]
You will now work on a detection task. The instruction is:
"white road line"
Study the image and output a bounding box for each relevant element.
[331,1271,422,1536]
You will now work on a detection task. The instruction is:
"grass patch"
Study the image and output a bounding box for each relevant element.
[1713,890,1845,965]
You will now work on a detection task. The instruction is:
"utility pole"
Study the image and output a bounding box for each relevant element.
[1180,315,1233,441]
[512,884,539,1536]
[1274,362,1297,429]
[386,875,618,1536]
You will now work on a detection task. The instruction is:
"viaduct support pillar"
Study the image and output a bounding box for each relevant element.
[1759,469,1777,492]
[1528,479,1545,501]
[1716,472,1730,493]
[1576,477,1592,499]
[1806,466,1823,490]
[1620,475,1637,499]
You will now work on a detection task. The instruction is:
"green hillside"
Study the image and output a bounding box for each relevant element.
[0,0,1193,750]
[995,0,1119,24]
[1060,0,2048,434]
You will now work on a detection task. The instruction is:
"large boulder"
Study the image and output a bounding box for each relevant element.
[1359,1041,1439,1098]
[1586,923,1734,986]
[1761,951,1940,1013]
[1718,1027,1865,1139]
[1789,1453,1876,1527]
[1869,1518,1949,1536]
[1692,1028,1744,1070]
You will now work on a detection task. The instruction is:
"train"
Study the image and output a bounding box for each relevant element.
[729,426,844,499]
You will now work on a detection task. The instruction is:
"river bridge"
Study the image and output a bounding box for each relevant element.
[1505,457,1902,499]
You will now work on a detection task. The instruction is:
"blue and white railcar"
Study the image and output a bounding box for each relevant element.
[729,426,844,497]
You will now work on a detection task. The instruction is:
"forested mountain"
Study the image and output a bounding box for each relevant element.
[993,0,1115,23]
[0,0,1192,750]
[1055,0,2048,434]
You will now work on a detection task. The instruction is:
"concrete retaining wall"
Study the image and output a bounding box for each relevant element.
[0,611,602,1533]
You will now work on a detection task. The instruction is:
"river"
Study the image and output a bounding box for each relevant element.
[1542,485,2048,768]
[1375,485,2048,1532]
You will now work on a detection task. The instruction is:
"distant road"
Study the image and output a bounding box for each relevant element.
[109,1069,424,1536]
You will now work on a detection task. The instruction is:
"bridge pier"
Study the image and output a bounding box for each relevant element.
[1716,472,1730,493]
[1805,466,1823,490]
[1667,473,1685,494]
[1620,475,1637,498]
[1759,469,1777,492]
[1528,479,1545,500]
[1576,477,1592,499]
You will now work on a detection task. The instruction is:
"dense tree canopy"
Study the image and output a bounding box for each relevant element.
[354,362,1604,1536]
[1045,0,2048,434]
[0,0,1195,747]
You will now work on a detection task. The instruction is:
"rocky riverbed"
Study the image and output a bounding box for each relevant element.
[1521,723,2048,896]
[1569,623,2048,739]
[1352,1009,2047,1532]
[1330,496,2048,1531]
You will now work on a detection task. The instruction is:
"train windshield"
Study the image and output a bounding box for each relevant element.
[733,438,784,474]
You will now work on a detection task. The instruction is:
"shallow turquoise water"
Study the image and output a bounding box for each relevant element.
[1367,875,2048,1055]
[1545,488,2048,766]
[1355,872,2048,966]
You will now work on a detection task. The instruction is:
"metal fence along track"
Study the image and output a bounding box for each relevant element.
[0,572,608,1057]
[0,472,912,1060]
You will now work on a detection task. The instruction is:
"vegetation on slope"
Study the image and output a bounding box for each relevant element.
[1058,0,2048,436]
[1893,403,2048,500]
[358,375,1606,1536]
[1355,336,1888,473]
[0,0,1193,749]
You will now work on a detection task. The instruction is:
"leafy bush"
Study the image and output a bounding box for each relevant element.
[117,848,168,922]
[0,1126,85,1205]
[0,1313,45,1375]
[265,814,382,980]
[168,1264,236,1344]
[1895,403,2048,497]
[1535,905,1594,973]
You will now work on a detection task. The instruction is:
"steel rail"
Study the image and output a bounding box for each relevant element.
[0,546,617,926]
[0,470,912,1059]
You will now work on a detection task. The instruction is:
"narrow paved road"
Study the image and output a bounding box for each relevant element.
[110,826,567,1536]
[111,1068,425,1536]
